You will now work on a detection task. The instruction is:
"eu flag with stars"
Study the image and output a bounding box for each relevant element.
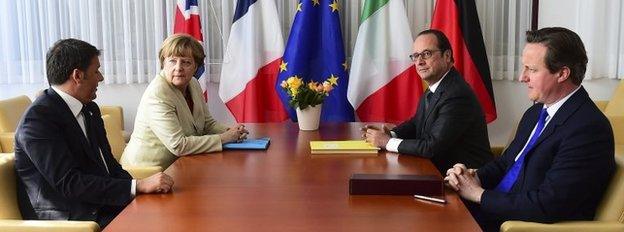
[276,0,354,122]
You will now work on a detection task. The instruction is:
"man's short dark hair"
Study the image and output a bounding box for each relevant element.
[417,29,454,62]
[46,38,100,85]
[526,27,588,85]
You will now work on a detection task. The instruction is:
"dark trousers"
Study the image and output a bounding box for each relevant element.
[96,205,125,229]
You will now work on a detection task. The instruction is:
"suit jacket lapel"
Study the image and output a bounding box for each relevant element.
[415,90,428,136]
[168,80,198,135]
[85,102,112,174]
[189,81,204,133]
[423,68,456,123]
[530,87,588,151]
[47,88,107,172]
[424,91,441,123]
[48,88,93,153]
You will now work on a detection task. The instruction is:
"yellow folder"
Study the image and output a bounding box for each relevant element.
[310,140,380,154]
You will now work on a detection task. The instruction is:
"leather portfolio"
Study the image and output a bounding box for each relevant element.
[349,174,443,196]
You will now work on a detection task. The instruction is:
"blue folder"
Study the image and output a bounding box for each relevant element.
[223,137,270,150]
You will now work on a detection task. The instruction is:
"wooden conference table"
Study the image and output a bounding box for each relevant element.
[105,123,480,231]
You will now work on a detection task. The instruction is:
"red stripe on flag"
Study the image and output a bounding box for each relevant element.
[174,8,203,41]
[224,58,289,123]
[431,0,497,123]
[356,66,423,123]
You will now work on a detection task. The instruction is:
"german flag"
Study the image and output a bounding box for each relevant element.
[431,0,497,123]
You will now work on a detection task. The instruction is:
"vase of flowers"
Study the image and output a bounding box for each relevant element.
[280,74,339,131]
[295,104,322,130]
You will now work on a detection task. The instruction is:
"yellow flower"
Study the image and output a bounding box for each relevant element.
[308,81,318,90]
[287,75,302,90]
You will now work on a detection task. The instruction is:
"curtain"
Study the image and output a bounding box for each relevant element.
[540,0,624,80]
[3,0,617,85]
[0,0,175,85]
[477,0,532,80]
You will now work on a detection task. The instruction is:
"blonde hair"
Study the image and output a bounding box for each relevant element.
[158,34,205,69]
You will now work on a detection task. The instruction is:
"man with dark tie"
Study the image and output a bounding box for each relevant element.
[363,29,493,173]
[14,38,174,228]
[444,27,615,231]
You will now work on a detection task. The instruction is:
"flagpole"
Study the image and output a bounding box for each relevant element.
[531,0,539,30]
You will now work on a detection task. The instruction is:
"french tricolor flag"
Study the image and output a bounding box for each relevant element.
[174,0,208,101]
[219,0,288,122]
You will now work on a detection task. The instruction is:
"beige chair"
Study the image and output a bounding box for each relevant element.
[490,117,520,157]
[99,106,130,143]
[101,115,162,179]
[595,80,624,116]
[0,133,8,153]
[610,116,624,146]
[595,79,624,146]
[0,95,32,153]
[0,153,100,232]
[0,133,11,153]
[500,154,624,232]
[0,95,31,133]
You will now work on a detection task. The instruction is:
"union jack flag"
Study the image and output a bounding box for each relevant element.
[174,0,207,101]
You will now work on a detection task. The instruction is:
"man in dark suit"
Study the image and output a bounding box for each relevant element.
[15,38,174,228]
[364,29,492,173]
[445,27,615,231]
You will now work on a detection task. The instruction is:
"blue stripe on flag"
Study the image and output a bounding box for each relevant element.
[184,0,198,10]
[194,65,205,79]
[233,0,260,23]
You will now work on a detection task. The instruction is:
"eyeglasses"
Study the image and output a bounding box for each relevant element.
[409,50,441,61]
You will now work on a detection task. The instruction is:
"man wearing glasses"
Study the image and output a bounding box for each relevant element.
[364,29,492,173]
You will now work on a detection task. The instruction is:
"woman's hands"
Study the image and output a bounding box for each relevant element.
[219,124,249,144]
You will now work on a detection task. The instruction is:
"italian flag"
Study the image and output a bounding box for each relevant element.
[347,0,423,123]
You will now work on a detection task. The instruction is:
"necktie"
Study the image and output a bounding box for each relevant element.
[81,105,109,173]
[495,108,549,192]
[424,90,433,111]
[81,106,100,157]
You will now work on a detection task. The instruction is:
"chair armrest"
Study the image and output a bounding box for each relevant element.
[594,100,609,112]
[501,220,624,232]
[123,165,163,179]
[0,219,99,232]
[0,132,15,153]
[491,145,505,157]
[100,106,124,127]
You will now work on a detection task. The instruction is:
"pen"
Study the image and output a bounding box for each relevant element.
[413,194,446,204]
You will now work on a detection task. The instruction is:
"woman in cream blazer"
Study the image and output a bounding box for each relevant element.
[121,34,247,168]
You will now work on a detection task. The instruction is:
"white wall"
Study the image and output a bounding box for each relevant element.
[1,77,619,146]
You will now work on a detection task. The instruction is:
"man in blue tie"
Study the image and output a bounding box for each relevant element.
[444,27,615,231]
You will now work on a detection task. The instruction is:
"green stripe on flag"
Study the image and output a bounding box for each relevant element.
[361,0,390,21]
